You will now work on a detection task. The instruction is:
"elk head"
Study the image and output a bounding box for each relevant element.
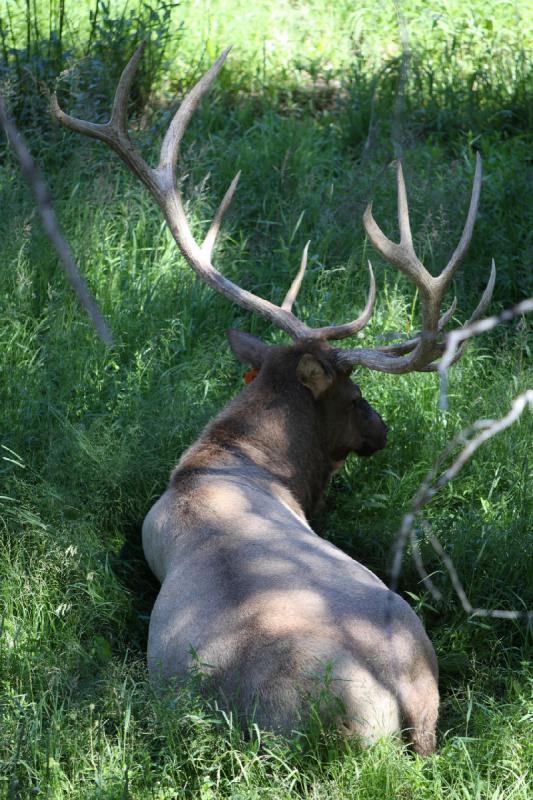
[227,329,389,467]
[50,43,495,389]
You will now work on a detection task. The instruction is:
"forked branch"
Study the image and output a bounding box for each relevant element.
[390,371,533,622]
[438,296,533,408]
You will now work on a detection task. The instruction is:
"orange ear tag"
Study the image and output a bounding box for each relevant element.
[244,367,259,384]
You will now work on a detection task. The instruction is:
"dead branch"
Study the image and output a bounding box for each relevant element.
[0,95,114,345]
[391,390,533,623]
[439,297,533,409]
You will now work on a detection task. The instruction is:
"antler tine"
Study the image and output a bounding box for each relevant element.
[336,156,493,373]
[282,241,310,312]
[437,152,482,292]
[52,44,145,139]
[55,46,490,353]
[335,345,415,373]
[51,43,152,188]
[362,162,441,367]
[314,261,376,340]
[375,297,458,356]
[396,160,414,250]
[363,168,431,288]
[158,48,231,180]
[50,90,106,143]
[468,258,496,323]
[421,259,496,371]
[202,171,241,260]
[110,41,147,134]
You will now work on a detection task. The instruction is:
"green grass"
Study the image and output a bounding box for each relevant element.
[1,0,532,797]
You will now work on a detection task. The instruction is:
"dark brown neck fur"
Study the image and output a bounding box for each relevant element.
[171,344,336,519]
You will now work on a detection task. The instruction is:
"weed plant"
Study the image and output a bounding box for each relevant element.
[1,0,532,797]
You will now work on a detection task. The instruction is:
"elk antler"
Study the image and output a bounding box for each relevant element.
[51,45,494,369]
[50,43,374,342]
[335,156,495,372]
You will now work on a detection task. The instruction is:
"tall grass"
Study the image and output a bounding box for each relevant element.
[1,0,532,797]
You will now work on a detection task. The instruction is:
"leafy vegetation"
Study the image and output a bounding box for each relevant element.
[1,0,532,797]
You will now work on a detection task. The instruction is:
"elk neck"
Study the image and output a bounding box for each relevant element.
[171,374,334,520]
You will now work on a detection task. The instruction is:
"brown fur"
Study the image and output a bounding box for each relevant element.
[171,339,387,517]
[142,334,438,753]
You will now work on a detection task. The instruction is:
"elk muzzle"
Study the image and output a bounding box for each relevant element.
[356,409,388,457]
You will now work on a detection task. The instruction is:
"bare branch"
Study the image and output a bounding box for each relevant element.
[392,390,533,623]
[439,294,533,408]
[409,526,442,601]
[422,525,474,613]
[0,96,114,345]
[423,523,532,621]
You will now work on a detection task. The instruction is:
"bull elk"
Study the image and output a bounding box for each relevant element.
[52,44,495,755]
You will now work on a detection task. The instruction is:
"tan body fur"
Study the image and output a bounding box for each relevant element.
[142,337,439,754]
[49,43,494,759]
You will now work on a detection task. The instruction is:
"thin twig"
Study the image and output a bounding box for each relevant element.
[392,390,533,622]
[0,95,114,345]
[409,526,442,601]
[439,298,533,408]
[425,525,532,621]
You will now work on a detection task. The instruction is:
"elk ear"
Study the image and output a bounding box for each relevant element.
[227,329,269,369]
[296,354,334,398]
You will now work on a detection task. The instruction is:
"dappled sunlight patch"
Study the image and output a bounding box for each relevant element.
[1,0,531,796]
